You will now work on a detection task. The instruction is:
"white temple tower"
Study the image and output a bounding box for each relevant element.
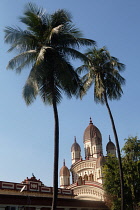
[71,136,81,164]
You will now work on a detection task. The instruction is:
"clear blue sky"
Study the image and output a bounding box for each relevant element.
[0,0,140,187]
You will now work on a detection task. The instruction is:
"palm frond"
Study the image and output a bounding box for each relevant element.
[76,38,96,47]
[4,27,38,53]
[20,3,47,28]
[23,66,39,105]
[77,46,126,104]
[60,47,89,62]
[40,84,62,105]
[51,9,71,28]
[76,64,89,74]
[36,46,48,65]
[7,50,36,73]
[49,24,63,41]
[4,26,24,44]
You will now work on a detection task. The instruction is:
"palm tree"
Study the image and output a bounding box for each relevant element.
[4,3,95,210]
[77,47,125,210]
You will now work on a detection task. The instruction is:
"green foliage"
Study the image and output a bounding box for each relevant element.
[123,136,140,161]
[122,137,140,209]
[103,137,140,210]
[77,47,125,104]
[103,154,121,209]
[4,3,95,105]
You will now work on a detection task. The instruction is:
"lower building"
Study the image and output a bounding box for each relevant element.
[0,174,108,210]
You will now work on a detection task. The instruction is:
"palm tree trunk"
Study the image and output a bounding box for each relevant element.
[52,97,59,210]
[104,92,125,210]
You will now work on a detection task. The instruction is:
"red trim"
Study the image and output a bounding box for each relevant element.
[2,183,14,189]
[0,180,73,195]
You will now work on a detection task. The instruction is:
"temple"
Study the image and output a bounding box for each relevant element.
[59,118,116,201]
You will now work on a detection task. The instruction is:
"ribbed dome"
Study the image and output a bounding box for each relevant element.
[106,136,116,151]
[96,155,105,168]
[83,118,102,145]
[60,160,70,176]
[71,137,81,152]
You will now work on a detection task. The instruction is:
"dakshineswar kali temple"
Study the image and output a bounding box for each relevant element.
[59,118,116,201]
[0,118,116,210]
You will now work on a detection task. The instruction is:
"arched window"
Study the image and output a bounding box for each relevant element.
[87,146,90,156]
[78,175,83,185]
[72,152,74,159]
[84,173,88,181]
[89,173,94,181]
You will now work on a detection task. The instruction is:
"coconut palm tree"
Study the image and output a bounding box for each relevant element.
[4,3,95,210]
[77,47,125,210]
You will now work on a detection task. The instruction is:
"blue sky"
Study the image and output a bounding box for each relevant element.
[0,0,140,187]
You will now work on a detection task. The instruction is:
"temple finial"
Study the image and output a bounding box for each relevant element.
[89,117,93,124]
[74,136,76,143]
[109,135,111,142]
[63,159,65,166]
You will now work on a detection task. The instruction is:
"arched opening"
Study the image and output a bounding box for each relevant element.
[78,175,83,185]
[89,173,94,181]
[84,173,88,181]
[87,146,90,156]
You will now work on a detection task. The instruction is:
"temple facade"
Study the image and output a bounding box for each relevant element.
[60,118,116,201]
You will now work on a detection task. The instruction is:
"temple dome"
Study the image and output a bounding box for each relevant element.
[83,118,102,145]
[71,137,81,152]
[60,160,70,176]
[106,136,116,151]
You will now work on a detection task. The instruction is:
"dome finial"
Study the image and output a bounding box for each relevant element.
[63,159,65,166]
[74,136,76,143]
[109,135,111,142]
[89,117,93,124]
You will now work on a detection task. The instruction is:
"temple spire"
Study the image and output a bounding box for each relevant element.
[89,117,93,124]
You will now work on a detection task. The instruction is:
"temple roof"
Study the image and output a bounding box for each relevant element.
[71,136,81,152]
[83,118,102,145]
[60,160,70,176]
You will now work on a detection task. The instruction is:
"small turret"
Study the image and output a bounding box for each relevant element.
[59,160,70,188]
[71,137,81,164]
[106,135,116,156]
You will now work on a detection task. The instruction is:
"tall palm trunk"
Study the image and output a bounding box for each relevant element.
[52,97,59,210]
[104,92,124,210]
